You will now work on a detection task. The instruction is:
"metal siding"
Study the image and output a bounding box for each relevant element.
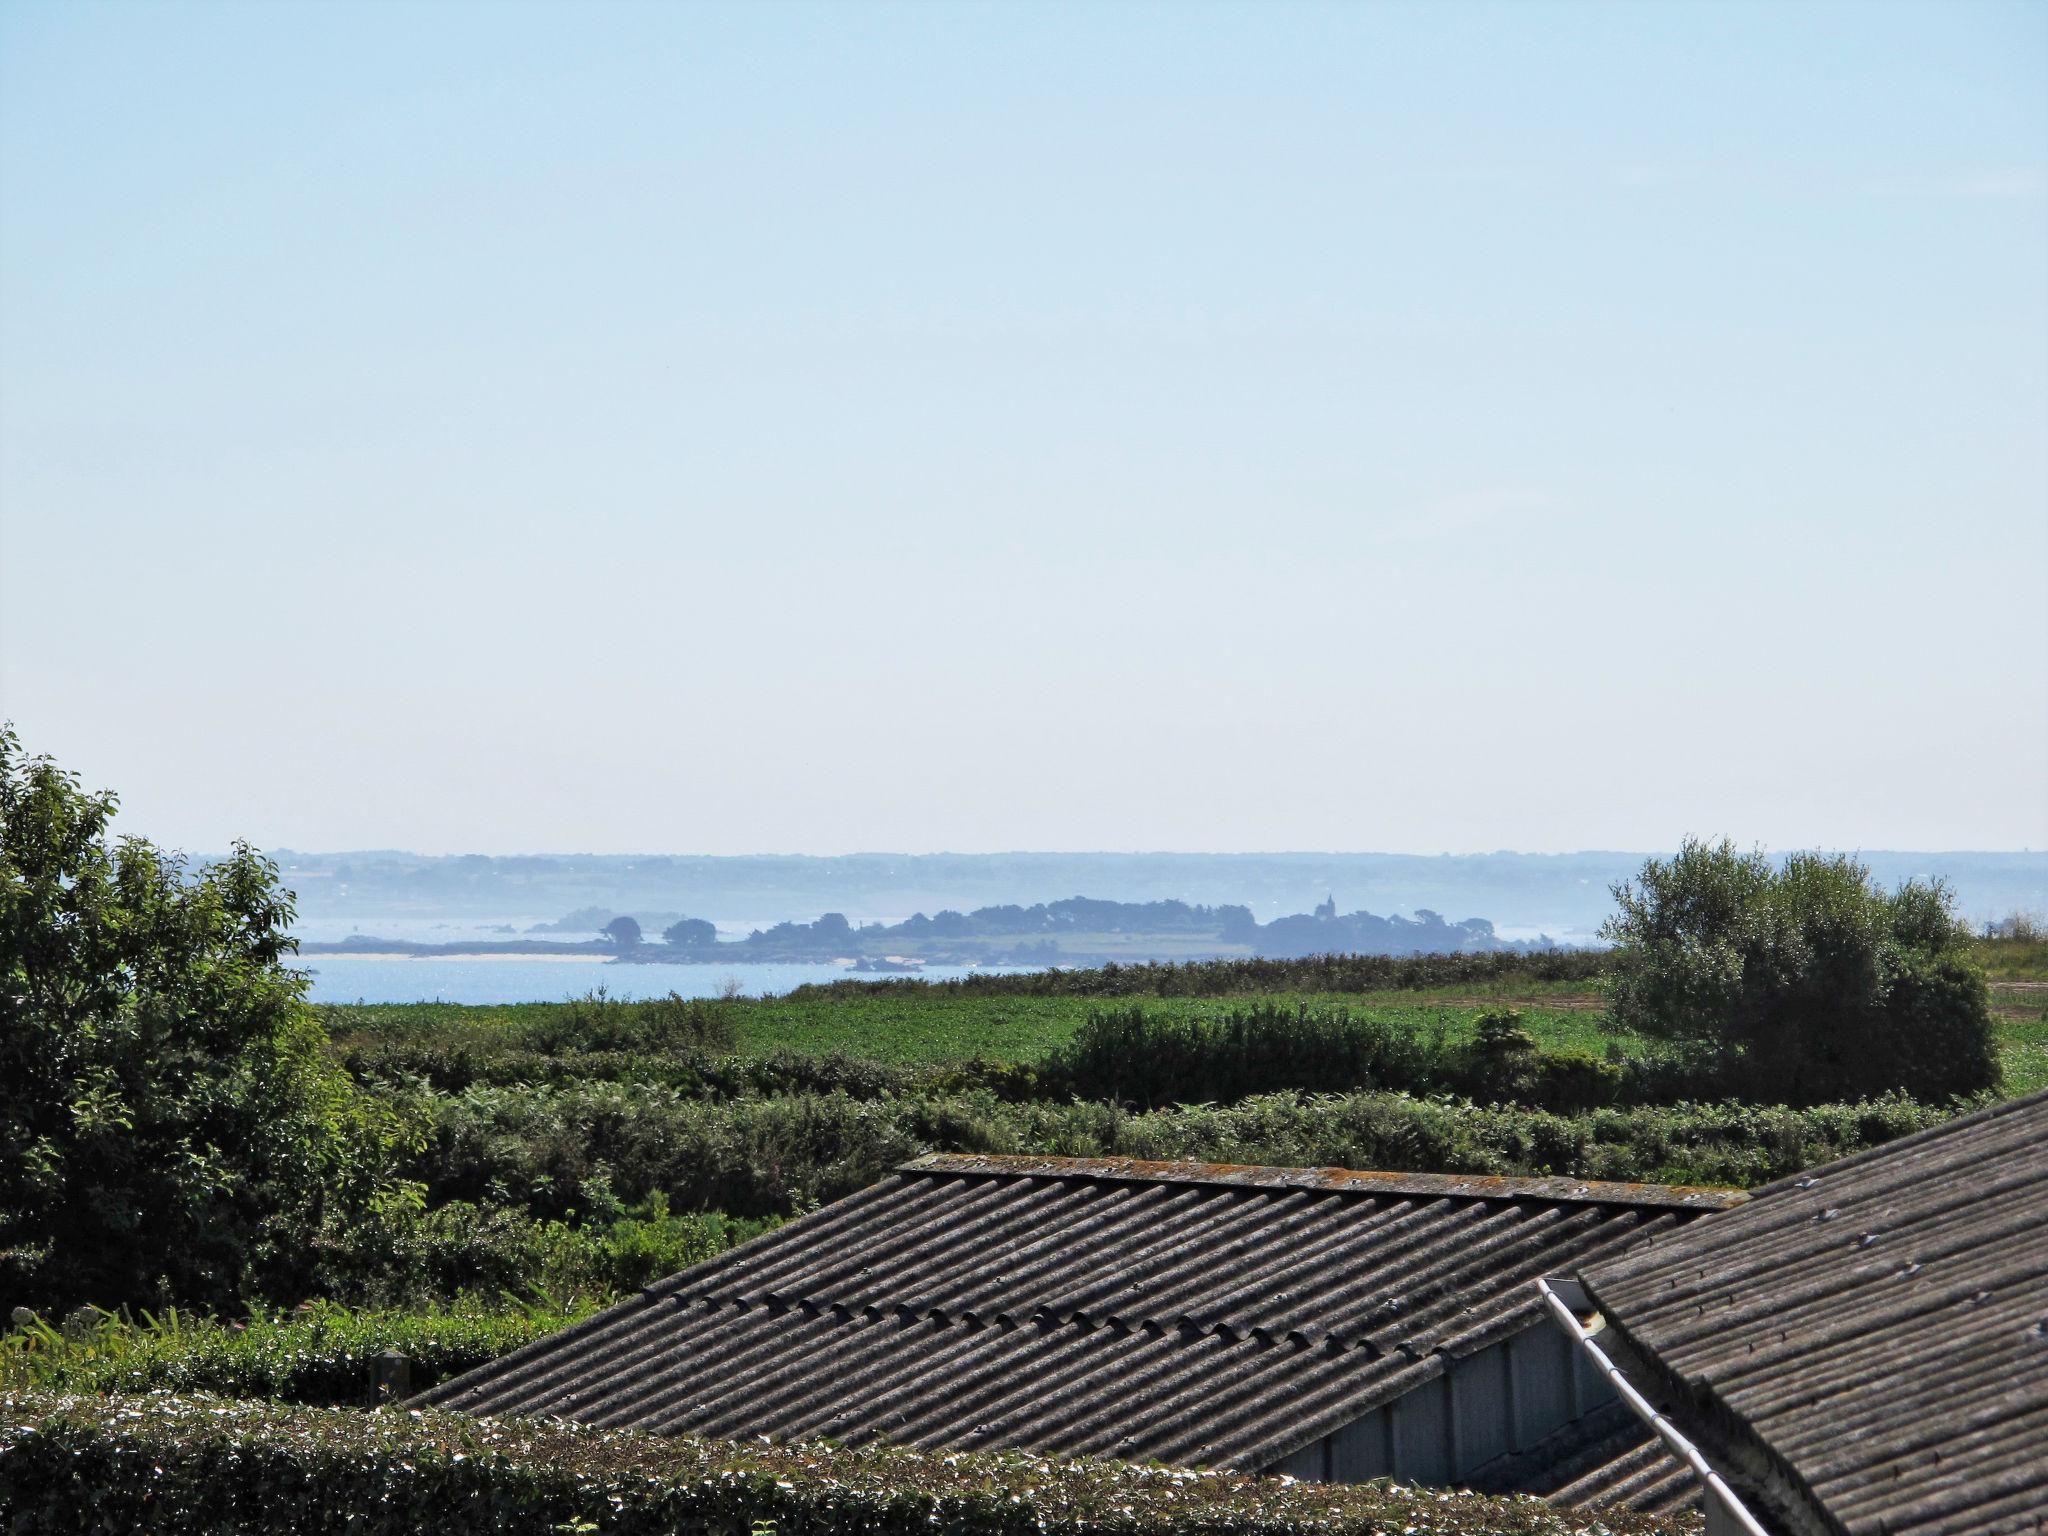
[1329,1408,1392,1481]
[1276,1440,1326,1481]
[1392,1375,1453,1486]
[1569,1331,1613,1416]
[1451,1339,1513,1476]
[1508,1323,1574,1449]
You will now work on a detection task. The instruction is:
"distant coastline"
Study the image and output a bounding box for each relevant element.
[296,892,1564,967]
[302,949,615,962]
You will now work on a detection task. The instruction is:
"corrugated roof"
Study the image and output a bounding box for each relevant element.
[1577,1088,2048,1536]
[903,1153,1745,1211]
[422,1155,1736,1477]
[1517,1423,1699,1516]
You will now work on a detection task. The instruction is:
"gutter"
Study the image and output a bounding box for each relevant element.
[1537,1276,1772,1536]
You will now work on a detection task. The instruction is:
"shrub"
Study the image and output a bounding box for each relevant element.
[1601,841,1998,1104]
[1045,1004,1641,1114]
[0,728,416,1314]
[1048,1003,1449,1108]
[407,1080,1965,1219]
[311,1190,774,1307]
[787,948,1610,1001]
[0,1300,591,1404]
[522,988,736,1055]
[0,1389,1689,1536]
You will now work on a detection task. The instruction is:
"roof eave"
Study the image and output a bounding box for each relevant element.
[1543,1275,1843,1536]
[902,1154,1749,1211]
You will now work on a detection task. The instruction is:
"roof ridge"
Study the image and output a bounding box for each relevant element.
[900,1153,1747,1210]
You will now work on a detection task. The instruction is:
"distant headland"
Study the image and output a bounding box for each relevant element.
[296,893,1557,967]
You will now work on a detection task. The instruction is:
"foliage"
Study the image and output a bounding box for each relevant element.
[332,991,1646,1113]
[601,915,644,948]
[1472,1010,1539,1058]
[1047,1003,1636,1113]
[327,989,740,1090]
[309,1191,774,1307]
[1049,1003,1448,1108]
[408,1079,1960,1220]
[340,1039,919,1098]
[789,948,1610,1000]
[0,727,414,1314]
[0,1389,1691,1536]
[0,1298,593,1405]
[522,989,737,1055]
[323,980,1630,1071]
[1601,840,1998,1104]
[1969,914,2048,981]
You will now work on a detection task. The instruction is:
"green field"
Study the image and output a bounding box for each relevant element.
[323,969,2048,1095]
[323,979,1629,1063]
[1996,1005,2048,1096]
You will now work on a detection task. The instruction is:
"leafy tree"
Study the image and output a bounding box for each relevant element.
[661,918,716,949]
[0,727,413,1312]
[1600,839,1997,1104]
[601,915,643,949]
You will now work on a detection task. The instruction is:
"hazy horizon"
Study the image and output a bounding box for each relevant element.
[251,842,2042,859]
[261,846,2048,936]
[5,0,2044,854]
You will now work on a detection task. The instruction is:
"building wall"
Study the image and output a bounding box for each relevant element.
[1270,1320,1615,1487]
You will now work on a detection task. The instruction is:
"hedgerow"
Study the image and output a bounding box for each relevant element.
[310,1193,774,1307]
[785,949,1611,1001]
[0,1389,1690,1536]
[1045,1004,1642,1112]
[0,1300,591,1405]
[411,1081,1963,1221]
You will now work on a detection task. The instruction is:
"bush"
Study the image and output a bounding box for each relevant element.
[1601,841,1998,1104]
[339,1039,918,1099]
[521,988,736,1055]
[1046,1004,1642,1114]
[311,1191,774,1307]
[788,948,1610,1001]
[0,1389,1688,1536]
[1048,1003,1450,1108]
[407,1080,1965,1219]
[0,1300,590,1404]
[0,728,415,1314]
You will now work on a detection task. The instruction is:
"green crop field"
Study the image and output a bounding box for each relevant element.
[321,981,1633,1066]
[322,973,2046,1094]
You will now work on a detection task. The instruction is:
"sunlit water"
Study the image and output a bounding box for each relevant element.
[292,955,1041,1004]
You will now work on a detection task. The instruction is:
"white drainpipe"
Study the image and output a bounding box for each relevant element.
[1537,1277,1773,1536]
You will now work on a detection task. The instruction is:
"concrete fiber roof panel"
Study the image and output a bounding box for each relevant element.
[1579,1088,2048,1536]
[903,1153,1750,1210]
[422,1154,1734,1477]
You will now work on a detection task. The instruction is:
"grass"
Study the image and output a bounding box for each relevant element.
[1969,926,2048,982]
[1995,1007,2048,1097]
[323,983,1633,1067]
[322,972,2048,1099]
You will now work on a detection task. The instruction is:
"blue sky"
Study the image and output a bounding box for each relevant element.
[1,0,2043,854]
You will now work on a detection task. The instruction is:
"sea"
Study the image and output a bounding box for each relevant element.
[286,917,1039,1004]
[292,956,1041,1005]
